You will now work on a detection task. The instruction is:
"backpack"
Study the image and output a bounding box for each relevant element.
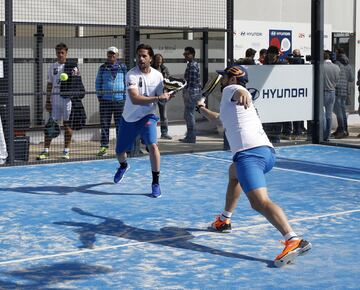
[44,117,60,139]
[69,98,86,130]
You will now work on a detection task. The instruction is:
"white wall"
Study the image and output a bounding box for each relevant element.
[234,0,355,33]
[0,0,127,25]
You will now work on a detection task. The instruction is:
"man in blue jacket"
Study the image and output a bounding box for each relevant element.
[95,46,127,156]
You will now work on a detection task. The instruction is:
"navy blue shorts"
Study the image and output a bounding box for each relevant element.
[116,114,159,154]
[233,146,276,194]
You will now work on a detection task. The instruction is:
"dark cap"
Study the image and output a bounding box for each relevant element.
[216,65,248,83]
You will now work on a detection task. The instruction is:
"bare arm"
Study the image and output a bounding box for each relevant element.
[231,88,252,108]
[197,105,220,121]
[128,87,171,105]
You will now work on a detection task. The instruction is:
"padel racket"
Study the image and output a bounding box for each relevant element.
[163,77,187,95]
[202,74,222,99]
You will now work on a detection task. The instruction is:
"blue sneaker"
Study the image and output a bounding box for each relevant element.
[114,165,129,183]
[151,184,161,198]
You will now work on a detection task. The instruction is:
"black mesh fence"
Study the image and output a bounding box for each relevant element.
[0,0,228,166]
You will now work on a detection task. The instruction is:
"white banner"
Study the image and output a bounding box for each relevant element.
[234,20,332,61]
[246,65,313,123]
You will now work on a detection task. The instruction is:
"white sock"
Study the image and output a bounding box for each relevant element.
[64,148,69,153]
[220,211,232,221]
[44,148,49,153]
[284,232,299,241]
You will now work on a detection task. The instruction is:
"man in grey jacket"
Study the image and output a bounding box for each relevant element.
[323,51,340,141]
[332,48,354,139]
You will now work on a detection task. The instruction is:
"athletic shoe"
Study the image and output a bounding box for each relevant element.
[151,183,161,198]
[97,147,108,157]
[114,165,129,183]
[210,215,232,233]
[160,133,172,140]
[61,151,70,160]
[179,137,196,144]
[36,151,49,160]
[274,239,312,268]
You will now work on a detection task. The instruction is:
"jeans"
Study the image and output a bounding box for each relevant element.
[99,99,125,148]
[263,123,282,143]
[323,90,336,140]
[333,95,347,133]
[182,89,200,140]
[158,101,168,135]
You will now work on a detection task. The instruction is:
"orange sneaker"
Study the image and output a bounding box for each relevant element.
[274,239,312,267]
[210,215,232,233]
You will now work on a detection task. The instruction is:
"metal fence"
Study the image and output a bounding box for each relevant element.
[0,0,231,165]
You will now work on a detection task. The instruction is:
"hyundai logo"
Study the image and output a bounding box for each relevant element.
[248,88,260,101]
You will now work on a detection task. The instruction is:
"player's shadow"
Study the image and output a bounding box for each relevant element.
[0,262,112,289]
[54,207,274,268]
[0,182,153,197]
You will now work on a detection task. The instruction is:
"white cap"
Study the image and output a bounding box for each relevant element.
[107,46,119,54]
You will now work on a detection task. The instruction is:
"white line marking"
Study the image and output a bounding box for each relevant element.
[188,154,360,183]
[0,209,359,266]
[274,166,360,183]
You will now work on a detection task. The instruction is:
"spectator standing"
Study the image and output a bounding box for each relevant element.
[37,43,85,160]
[180,46,202,143]
[262,45,284,143]
[152,53,172,140]
[323,51,340,141]
[258,48,267,65]
[284,48,306,140]
[332,48,354,138]
[245,48,257,64]
[235,48,257,65]
[95,46,127,156]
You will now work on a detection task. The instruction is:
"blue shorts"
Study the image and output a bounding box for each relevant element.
[233,146,276,194]
[116,114,159,154]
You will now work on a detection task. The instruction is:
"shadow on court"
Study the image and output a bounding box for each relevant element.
[0,182,153,197]
[54,207,274,268]
[0,262,112,289]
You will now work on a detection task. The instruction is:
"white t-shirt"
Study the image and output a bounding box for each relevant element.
[219,84,273,155]
[122,66,164,122]
[47,62,65,96]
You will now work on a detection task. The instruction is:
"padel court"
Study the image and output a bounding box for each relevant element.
[0,144,359,289]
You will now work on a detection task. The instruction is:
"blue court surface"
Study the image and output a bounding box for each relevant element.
[0,144,359,289]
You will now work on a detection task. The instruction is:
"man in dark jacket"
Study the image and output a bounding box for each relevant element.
[95,46,127,156]
[262,45,284,143]
[332,48,354,139]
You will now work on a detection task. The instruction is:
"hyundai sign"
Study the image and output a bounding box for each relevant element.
[246,65,314,123]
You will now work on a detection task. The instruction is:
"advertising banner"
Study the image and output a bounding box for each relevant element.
[246,65,314,123]
[234,20,332,61]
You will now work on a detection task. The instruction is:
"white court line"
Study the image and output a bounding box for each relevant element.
[0,208,359,266]
[187,153,360,183]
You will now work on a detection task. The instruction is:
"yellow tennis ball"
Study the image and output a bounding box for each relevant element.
[60,73,68,81]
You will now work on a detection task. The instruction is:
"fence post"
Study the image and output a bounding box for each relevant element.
[5,0,14,164]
